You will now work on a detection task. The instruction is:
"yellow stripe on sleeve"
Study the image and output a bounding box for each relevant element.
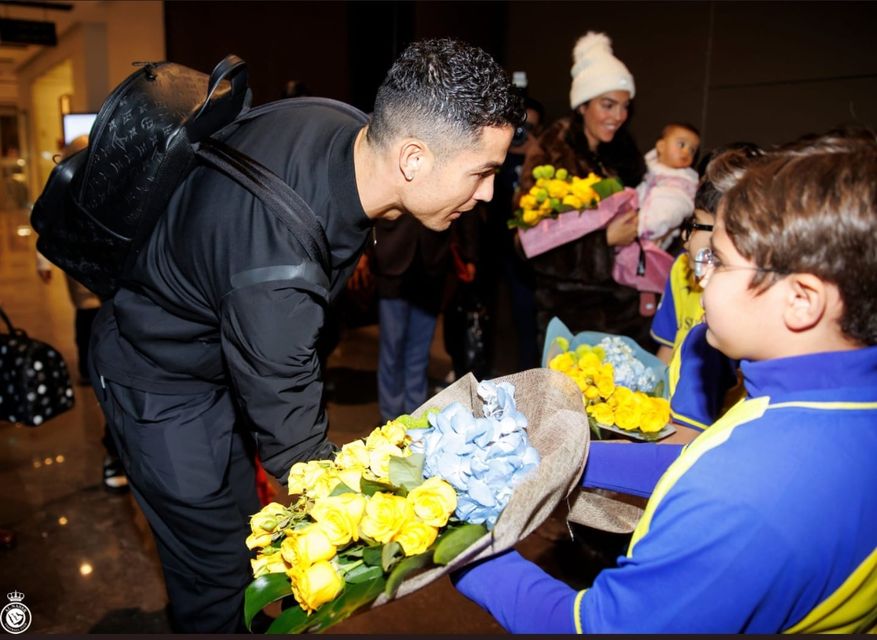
[573,589,588,634]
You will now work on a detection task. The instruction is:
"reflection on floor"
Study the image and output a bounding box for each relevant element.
[0,206,624,633]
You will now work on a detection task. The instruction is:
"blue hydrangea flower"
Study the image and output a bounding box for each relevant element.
[409,380,540,528]
[599,336,658,392]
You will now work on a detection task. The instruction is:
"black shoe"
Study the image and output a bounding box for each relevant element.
[102,456,130,494]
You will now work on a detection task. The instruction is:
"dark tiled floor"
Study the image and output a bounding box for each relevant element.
[0,206,621,634]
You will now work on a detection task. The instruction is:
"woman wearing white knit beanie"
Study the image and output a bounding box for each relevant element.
[570,31,636,151]
[515,31,650,351]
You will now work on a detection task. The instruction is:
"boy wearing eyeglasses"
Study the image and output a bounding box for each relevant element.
[651,145,762,366]
[453,131,877,634]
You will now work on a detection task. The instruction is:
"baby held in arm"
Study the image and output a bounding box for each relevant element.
[636,123,700,249]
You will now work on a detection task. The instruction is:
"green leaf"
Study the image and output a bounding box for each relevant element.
[593,176,624,199]
[381,541,403,572]
[338,545,364,560]
[587,414,604,440]
[344,563,385,584]
[329,481,356,497]
[265,576,388,634]
[433,523,488,565]
[388,452,424,493]
[359,477,395,497]
[384,551,433,598]
[244,572,292,631]
[362,545,383,567]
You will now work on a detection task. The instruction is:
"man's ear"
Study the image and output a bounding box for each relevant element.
[399,139,430,182]
[783,273,829,332]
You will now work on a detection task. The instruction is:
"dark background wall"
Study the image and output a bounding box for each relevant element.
[165,0,877,152]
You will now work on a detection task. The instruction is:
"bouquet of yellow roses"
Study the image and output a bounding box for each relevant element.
[508,164,623,230]
[543,318,672,441]
[244,371,590,633]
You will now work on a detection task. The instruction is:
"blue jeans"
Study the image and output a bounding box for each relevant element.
[378,298,437,421]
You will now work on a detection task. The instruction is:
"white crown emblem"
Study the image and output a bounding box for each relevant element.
[7,590,24,602]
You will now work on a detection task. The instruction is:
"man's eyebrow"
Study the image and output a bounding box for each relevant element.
[473,161,502,173]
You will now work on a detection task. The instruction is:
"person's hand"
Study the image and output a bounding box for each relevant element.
[606,209,639,247]
[458,262,476,284]
[37,267,52,283]
[347,254,371,291]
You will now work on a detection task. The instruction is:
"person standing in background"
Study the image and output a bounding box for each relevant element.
[371,213,476,421]
[519,32,649,350]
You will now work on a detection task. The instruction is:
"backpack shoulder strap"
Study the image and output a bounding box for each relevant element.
[195,138,331,295]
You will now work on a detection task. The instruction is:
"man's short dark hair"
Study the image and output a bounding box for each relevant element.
[368,38,525,158]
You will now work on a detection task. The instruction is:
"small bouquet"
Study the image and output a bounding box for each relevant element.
[244,376,581,633]
[543,318,672,441]
[508,164,623,230]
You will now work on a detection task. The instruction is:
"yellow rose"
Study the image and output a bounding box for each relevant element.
[380,420,409,447]
[249,502,288,534]
[549,352,576,374]
[583,384,601,401]
[309,493,367,546]
[583,172,602,187]
[562,194,583,210]
[571,182,596,205]
[595,371,615,400]
[281,523,337,567]
[393,518,439,556]
[365,430,392,451]
[359,493,412,543]
[288,560,344,614]
[337,466,364,493]
[250,550,288,578]
[639,397,671,433]
[519,194,538,210]
[547,179,569,199]
[610,386,634,408]
[614,398,643,431]
[368,442,405,480]
[588,402,615,426]
[287,460,340,499]
[245,531,275,550]
[407,477,457,528]
[577,352,602,372]
[335,439,370,471]
[522,209,540,225]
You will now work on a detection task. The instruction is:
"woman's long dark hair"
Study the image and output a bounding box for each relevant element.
[567,105,646,187]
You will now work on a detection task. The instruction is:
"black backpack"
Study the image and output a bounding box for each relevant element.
[31,55,332,299]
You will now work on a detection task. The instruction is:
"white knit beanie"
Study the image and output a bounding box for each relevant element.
[569,32,635,109]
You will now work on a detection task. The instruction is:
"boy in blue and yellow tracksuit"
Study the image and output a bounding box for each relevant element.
[453,132,877,633]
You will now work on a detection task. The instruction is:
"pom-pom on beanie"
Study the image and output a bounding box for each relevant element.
[569,32,635,109]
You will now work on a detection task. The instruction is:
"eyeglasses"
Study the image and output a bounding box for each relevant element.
[692,247,786,280]
[680,217,713,243]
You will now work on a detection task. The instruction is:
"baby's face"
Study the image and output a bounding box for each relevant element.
[656,127,700,169]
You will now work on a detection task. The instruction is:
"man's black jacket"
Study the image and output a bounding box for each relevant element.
[91,99,371,479]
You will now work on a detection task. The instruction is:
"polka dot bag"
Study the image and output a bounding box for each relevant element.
[0,305,74,427]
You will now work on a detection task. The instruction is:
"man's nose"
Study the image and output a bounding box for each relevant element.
[475,176,495,203]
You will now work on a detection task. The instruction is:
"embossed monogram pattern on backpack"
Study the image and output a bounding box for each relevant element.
[81,69,209,236]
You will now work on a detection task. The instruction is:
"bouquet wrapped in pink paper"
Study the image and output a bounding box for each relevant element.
[515,178,635,259]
